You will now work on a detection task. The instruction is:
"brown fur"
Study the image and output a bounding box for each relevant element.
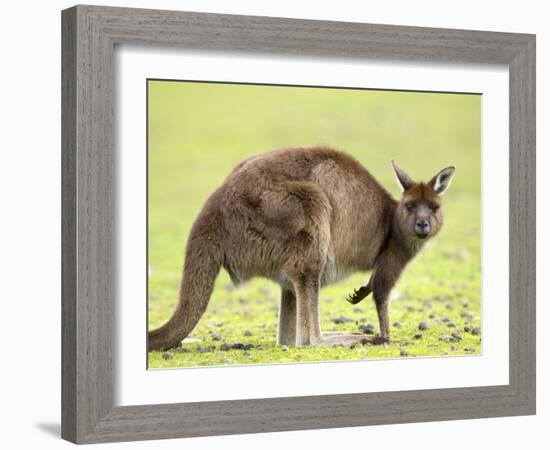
[148,146,455,351]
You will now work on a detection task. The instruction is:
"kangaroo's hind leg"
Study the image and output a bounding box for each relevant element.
[291,275,322,347]
[277,288,296,345]
[261,179,350,347]
[272,181,331,347]
[290,275,366,347]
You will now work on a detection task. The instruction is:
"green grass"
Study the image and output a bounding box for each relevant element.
[147,80,482,368]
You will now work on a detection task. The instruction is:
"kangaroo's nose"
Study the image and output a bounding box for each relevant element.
[415,219,430,235]
[416,219,428,229]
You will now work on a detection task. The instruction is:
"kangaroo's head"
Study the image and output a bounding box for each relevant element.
[391,161,455,241]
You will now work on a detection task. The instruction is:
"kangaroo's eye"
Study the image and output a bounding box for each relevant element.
[405,203,416,212]
[430,204,440,212]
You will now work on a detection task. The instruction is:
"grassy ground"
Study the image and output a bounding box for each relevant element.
[147,80,482,368]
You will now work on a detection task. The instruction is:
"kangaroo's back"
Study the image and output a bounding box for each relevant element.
[218,147,396,276]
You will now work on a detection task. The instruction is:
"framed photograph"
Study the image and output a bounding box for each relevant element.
[61,5,536,444]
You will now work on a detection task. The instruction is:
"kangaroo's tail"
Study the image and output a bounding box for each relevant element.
[148,223,222,352]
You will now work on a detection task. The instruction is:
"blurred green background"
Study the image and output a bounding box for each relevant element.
[147,80,482,368]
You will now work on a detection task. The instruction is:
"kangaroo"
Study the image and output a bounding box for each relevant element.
[148,146,455,351]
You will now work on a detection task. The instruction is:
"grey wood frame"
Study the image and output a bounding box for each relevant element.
[61,4,536,444]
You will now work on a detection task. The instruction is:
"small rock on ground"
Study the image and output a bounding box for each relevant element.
[331,316,354,324]
[219,342,231,351]
[358,324,375,334]
[231,343,253,350]
[210,332,221,341]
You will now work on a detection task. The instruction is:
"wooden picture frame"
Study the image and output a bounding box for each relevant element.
[61,5,536,444]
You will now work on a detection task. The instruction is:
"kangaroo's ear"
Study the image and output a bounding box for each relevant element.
[429,166,456,195]
[391,160,414,192]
